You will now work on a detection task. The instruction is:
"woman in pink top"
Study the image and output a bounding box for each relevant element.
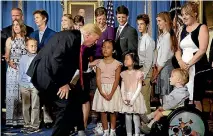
[92,39,122,136]
[120,52,147,136]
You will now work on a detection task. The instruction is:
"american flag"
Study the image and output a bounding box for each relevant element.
[106,1,115,27]
[169,1,184,39]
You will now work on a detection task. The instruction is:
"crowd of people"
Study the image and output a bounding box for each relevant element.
[1,1,213,136]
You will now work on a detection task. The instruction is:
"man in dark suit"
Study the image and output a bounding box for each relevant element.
[115,5,138,63]
[1,8,34,41]
[30,10,55,51]
[29,10,56,128]
[27,24,101,136]
[1,8,34,122]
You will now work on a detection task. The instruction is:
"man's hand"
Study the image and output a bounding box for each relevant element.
[57,84,71,99]
[89,59,100,68]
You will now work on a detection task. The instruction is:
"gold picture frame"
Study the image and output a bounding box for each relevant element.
[66,1,99,24]
[199,1,213,29]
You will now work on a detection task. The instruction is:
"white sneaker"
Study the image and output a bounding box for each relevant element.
[93,123,103,135]
[103,132,109,136]
[109,131,116,136]
[78,130,86,136]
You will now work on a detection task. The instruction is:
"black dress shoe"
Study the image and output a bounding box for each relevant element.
[44,123,53,129]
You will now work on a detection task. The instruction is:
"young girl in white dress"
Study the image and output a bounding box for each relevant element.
[92,39,122,136]
[120,52,147,136]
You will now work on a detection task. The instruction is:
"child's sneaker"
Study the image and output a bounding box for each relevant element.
[140,114,150,124]
[103,131,109,136]
[93,123,103,135]
[20,126,30,133]
[140,124,151,134]
[78,130,86,136]
[26,127,41,134]
[109,131,116,136]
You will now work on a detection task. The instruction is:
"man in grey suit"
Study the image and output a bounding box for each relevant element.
[115,5,138,64]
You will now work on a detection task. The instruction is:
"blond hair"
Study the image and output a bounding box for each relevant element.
[181,2,199,19]
[172,68,189,85]
[26,37,38,46]
[80,23,102,36]
[62,14,74,31]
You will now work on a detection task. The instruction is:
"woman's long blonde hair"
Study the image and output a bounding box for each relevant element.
[157,12,178,53]
[11,19,26,40]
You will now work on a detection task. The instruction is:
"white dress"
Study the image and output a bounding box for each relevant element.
[120,70,147,114]
[180,34,198,100]
[92,59,122,113]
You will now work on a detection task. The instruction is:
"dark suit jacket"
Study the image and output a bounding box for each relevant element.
[27,30,81,93]
[115,23,138,63]
[1,25,34,55]
[30,27,56,51]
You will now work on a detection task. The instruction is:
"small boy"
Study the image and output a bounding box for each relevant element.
[19,38,40,133]
[140,68,190,134]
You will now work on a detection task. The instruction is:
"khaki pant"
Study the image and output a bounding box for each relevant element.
[20,86,40,128]
[140,67,152,114]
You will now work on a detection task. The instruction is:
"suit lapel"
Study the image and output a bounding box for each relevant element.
[119,24,129,38]
[40,27,49,45]
[35,31,40,43]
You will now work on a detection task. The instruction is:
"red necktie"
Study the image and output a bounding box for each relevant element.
[79,45,84,90]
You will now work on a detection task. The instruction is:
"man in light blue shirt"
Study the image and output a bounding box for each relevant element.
[30,10,55,52]
[19,38,40,133]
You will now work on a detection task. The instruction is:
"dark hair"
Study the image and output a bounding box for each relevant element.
[102,39,116,58]
[11,8,23,15]
[116,5,129,16]
[137,14,150,25]
[95,7,107,17]
[11,19,26,40]
[102,39,115,50]
[33,10,49,24]
[123,51,137,69]
[73,15,84,25]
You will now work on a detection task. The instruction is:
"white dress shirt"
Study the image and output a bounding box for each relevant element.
[138,33,155,79]
[117,22,128,36]
[156,32,174,67]
[39,26,47,43]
